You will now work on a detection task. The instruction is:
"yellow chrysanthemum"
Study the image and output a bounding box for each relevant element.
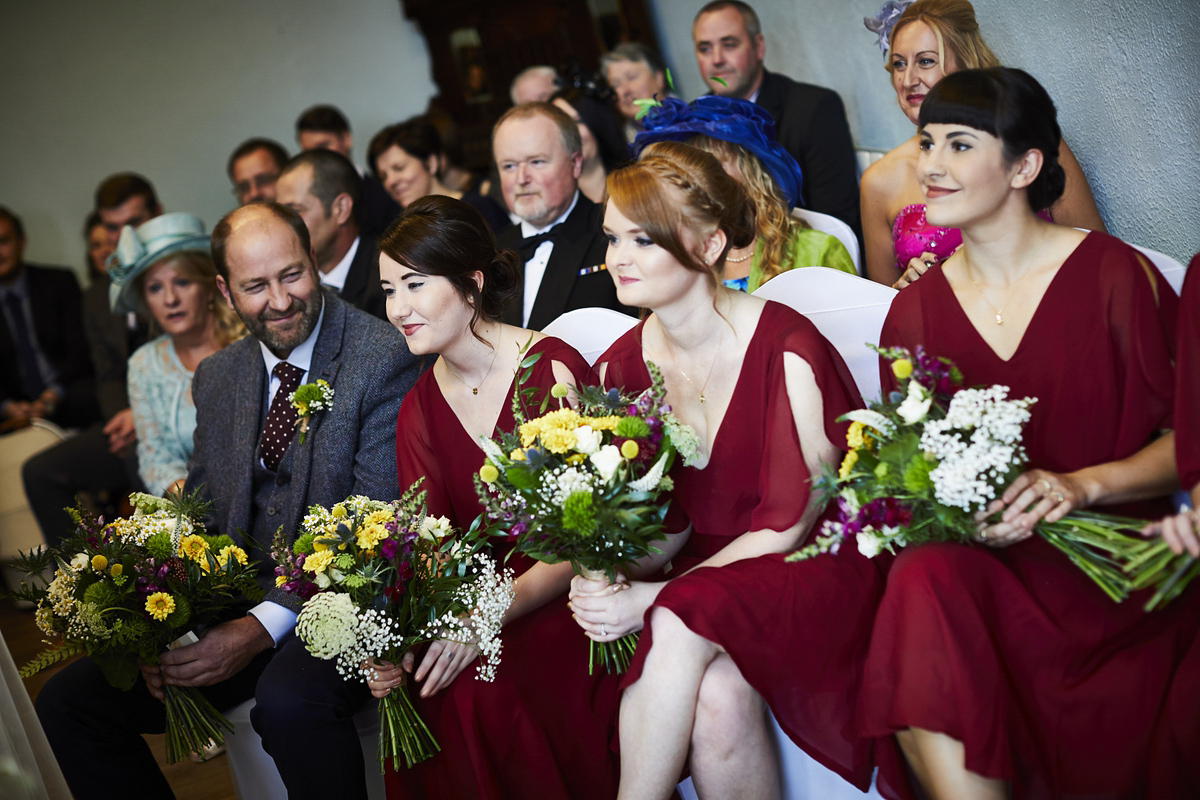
[294,399,309,415]
[584,415,621,431]
[304,549,335,574]
[480,464,500,483]
[365,509,393,527]
[91,554,108,571]
[179,534,208,562]
[275,575,288,588]
[838,449,859,480]
[145,592,175,622]
[540,428,577,454]
[891,359,914,380]
[847,421,866,450]
[355,523,389,551]
[217,545,248,568]
[620,440,639,459]
[509,448,526,461]
[519,408,582,446]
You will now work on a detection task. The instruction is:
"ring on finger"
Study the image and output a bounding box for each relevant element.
[601,623,607,637]
[980,530,987,542]
[1051,491,1065,504]
[1036,478,1052,495]
[923,259,935,269]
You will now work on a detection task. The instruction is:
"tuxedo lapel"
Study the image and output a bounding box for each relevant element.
[527,199,600,329]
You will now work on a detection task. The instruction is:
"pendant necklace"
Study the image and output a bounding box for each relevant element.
[663,327,724,404]
[443,330,500,396]
[965,255,1035,326]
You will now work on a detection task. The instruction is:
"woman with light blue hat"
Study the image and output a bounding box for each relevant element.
[632,96,856,292]
[107,212,244,496]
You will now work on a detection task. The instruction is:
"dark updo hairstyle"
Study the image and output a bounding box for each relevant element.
[377,195,520,342]
[918,67,1066,212]
[607,140,757,289]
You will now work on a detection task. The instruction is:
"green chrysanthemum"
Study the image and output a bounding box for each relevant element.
[562,491,597,538]
[615,417,651,439]
[903,454,936,493]
[165,595,192,628]
[145,531,173,561]
[293,533,317,556]
[83,580,119,610]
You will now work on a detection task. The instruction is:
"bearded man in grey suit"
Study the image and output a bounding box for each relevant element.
[36,202,420,800]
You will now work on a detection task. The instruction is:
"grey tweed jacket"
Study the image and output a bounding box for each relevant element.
[186,289,420,609]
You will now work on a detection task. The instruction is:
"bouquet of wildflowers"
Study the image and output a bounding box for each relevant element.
[275,485,514,770]
[790,346,1157,604]
[475,357,701,674]
[10,490,262,763]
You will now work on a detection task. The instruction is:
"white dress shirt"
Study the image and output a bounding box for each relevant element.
[520,191,579,326]
[319,236,359,292]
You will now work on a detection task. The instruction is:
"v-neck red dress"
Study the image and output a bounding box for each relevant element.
[599,301,913,797]
[386,337,622,800]
[861,232,1200,797]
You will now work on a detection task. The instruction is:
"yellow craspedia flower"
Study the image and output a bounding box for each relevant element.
[550,382,570,399]
[312,534,332,552]
[891,359,914,380]
[541,428,577,454]
[480,464,500,484]
[179,534,208,562]
[566,454,585,465]
[275,575,288,588]
[110,563,123,577]
[846,421,866,450]
[620,440,639,459]
[304,549,335,574]
[91,554,108,571]
[838,449,859,479]
[218,545,248,568]
[332,504,348,519]
[145,592,175,622]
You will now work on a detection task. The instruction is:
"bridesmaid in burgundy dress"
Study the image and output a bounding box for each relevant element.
[861,68,1200,799]
[364,195,620,800]
[568,141,910,800]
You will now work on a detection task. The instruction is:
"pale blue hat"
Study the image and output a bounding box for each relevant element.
[107,212,210,314]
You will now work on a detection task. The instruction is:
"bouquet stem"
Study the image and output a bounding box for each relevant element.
[377,681,439,771]
[162,684,234,764]
[579,567,639,675]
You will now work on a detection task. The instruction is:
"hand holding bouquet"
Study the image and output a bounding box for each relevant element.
[274,485,514,770]
[790,346,1187,609]
[11,490,262,763]
[475,359,700,673]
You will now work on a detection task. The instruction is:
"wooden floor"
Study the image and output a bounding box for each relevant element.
[1,597,238,800]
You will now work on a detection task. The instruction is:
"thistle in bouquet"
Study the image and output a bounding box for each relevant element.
[790,346,1156,605]
[10,489,263,763]
[277,485,514,771]
[475,356,701,674]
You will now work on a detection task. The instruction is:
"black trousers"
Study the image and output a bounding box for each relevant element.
[21,424,140,548]
[36,633,372,800]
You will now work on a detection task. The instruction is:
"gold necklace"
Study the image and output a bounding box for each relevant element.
[964,256,1035,326]
[662,327,724,404]
[442,332,500,396]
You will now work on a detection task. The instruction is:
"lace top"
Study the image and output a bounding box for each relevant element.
[128,335,196,496]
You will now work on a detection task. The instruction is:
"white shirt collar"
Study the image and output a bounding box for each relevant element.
[259,297,326,382]
[320,236,359,292]
[519,190,580,238]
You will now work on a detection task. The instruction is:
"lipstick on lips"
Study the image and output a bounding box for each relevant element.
[401,323,422,337]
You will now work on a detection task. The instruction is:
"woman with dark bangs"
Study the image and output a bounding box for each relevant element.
[860,67,1199,799]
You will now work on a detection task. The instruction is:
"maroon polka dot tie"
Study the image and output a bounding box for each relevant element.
[260,361,306,471]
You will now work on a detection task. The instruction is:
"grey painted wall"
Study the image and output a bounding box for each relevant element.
[2,0,1197,271]
[649,0,1200,264]
[1,0,436,272]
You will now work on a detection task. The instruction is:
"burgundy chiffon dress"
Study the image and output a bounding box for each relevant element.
[386,337,622,800]
[598,300,913,797]
[861,232,1200,798]
[1176,256,1200,492]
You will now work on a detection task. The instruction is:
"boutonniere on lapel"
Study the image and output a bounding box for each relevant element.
[289,380,334,444]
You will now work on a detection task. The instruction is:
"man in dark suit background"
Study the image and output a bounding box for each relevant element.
[494,102,635,331]
[0,205,95,431]
[692,0,862,241]
[36,202,420,800]
[228,137,289,206]
[276,149,387,319]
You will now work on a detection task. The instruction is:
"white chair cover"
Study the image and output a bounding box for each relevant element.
[1130,243,1187,295]
[0,420,66,560]
[541,307,640,366]
[754,268,898,404]
[791,208,862,275]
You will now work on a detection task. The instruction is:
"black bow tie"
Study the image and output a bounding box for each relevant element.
[516,223,564,261]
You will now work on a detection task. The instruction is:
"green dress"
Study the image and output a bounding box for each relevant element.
[724,226,857,293]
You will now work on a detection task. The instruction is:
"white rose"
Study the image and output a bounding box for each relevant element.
[856,529,884,559]
[573,425,602,455]
[896,380,933,425]
[419,515,453,541]
[314,571,332,589]
[589,445,623,485]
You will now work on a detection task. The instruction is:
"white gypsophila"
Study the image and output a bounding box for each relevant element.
[589,445,623,485]
[843,409,896,438]
[296,592,360,660]
[342,608,403,681]
[419,552,514,683]
[628,452,668,493]
[65,602,111,642]
[548,467,593,505]
[896,380,933,425]
[663,414,702,467]
[419,515,454,542]
[573,425,603,456]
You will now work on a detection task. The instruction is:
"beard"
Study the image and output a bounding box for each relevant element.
[232,288,323,356]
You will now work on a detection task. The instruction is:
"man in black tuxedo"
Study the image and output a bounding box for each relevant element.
[692,0,862,241]
[276,149,387,319]
[0,206,95,431]
[296,104,401,239]
[493,102,635,331]
[37,202,419,800]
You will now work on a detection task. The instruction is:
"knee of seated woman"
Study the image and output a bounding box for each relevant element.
[695,655,763,724]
